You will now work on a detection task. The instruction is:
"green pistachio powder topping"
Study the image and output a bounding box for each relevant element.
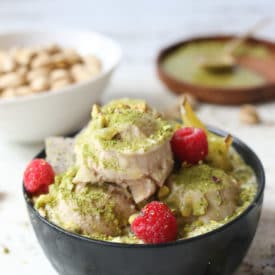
[35,99,257,243]
[75,99,175,173]
[35,167,129,240]
[77,98,174,152]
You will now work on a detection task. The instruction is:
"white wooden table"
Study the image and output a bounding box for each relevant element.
[1,1,275,274]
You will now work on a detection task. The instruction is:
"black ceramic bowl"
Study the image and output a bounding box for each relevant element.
[23,128,265,275]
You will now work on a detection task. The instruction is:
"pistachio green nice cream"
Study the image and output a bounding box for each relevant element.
[162,40,270,88]
[34,99,257,244]
[77,98,174,154]
[161,150,257,239]
[34,167,136,240]
[73,99,175,193]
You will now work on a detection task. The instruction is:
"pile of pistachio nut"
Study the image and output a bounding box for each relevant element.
[0,44,101,99]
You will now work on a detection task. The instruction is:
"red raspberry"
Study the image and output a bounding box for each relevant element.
[171,127,208,164]
[23,159,55,195]
[131,201,177,244]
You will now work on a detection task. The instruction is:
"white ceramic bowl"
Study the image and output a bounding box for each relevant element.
[0,29,121,143]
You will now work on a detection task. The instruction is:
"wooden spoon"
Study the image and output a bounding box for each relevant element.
[199,17,271,72]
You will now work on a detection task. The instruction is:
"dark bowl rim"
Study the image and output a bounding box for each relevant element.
[23,126,265,249]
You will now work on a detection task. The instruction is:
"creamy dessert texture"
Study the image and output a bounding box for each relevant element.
[32,98,257,244]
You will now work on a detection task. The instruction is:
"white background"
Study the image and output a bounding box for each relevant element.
[1,1,275,274]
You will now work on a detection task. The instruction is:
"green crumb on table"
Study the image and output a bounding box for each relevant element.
[3,246,10,254]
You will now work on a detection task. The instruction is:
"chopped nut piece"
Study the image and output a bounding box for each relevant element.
[182,93,198,110]
[164,94,199,120]
[180,195,193,217]
[92,104,101,118]
[158,185,170,199]
[240,104,261,125]
[128,213,139,225]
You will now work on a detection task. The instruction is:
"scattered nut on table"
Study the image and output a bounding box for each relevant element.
[239,104,261,125]
[0,44,102,99]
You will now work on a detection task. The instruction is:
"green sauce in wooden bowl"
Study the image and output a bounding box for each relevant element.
[161,40,270,88]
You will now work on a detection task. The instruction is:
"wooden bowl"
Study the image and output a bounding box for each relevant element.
[157,35,275,105]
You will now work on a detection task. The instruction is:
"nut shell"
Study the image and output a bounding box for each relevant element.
[239,105,261,125]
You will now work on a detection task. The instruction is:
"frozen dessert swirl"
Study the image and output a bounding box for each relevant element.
[74,99,175,203]
[31,98,257,243]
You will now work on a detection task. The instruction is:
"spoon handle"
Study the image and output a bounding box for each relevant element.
[224,17,271,55]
